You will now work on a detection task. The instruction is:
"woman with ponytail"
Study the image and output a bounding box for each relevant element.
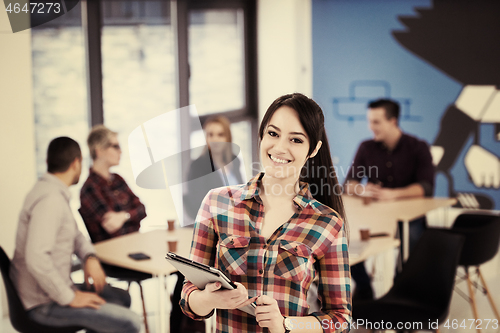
[180,93,351,333]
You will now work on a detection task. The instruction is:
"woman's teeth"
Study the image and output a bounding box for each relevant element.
[270,155,290,164]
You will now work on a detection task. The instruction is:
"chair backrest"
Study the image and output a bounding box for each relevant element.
[0,246,32,330]
[452,212,500,266]
[389,229,464,312]
[0,247,82,333]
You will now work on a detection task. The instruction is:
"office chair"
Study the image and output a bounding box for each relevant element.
[353,229,465,332]
[447,212,500,330]
[100,263,152,333]
[0,246,84,333]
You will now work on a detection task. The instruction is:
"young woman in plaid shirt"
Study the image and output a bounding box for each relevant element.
[181,93,352,333]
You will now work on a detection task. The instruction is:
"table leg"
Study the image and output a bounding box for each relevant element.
[381,249,396,295]
[402,219,410,262]
[444,206,451,227]
[155,275,161,333]
[156,274,169,333]
[396,244,403,273]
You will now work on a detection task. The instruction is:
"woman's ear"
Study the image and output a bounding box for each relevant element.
[94,146,103,160]
[309,141,322,159]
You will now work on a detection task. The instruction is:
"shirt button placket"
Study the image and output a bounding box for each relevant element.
[260,240,266,277]
[261,237,273,277]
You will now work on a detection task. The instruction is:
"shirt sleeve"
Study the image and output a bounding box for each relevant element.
[73,229,95,261]
[25,194,76,306]
[79,181,111,241]
[415,141,435,197]
[117,175,147,227]
[310,219,352,332]
[179,191,218,320]
[344,143,367,184]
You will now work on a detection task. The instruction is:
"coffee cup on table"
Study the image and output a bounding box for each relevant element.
[360,228,370,241]
[167,219,176,231]
[167,240,178,253]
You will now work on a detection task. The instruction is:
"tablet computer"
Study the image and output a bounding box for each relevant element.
[165,252,256,316]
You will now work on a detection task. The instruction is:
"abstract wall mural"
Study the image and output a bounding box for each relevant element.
[393,0,500,209]
[312,0,500,209]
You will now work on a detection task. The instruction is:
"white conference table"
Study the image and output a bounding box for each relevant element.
[94,227,194,333]
[343,195,457,262]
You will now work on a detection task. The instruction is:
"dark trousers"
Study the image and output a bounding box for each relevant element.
[170,271,184,333]
[170,272,205,333]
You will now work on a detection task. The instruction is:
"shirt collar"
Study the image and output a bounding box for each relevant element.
[240,172,313,210]
[89,168,114,185]
[240,172,263,201]
[293,182,313,209]
[42,173,71,201]
[393,132,407,151]
[379,132,406,152]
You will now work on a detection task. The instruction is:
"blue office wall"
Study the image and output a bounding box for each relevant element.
[312,0,500,209]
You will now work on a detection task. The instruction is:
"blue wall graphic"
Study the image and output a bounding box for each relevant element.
[312,0,500,209]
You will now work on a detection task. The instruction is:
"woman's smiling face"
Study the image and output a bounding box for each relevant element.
[260,106,312,181]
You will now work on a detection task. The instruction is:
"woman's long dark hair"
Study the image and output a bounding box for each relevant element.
[258,93,347,226]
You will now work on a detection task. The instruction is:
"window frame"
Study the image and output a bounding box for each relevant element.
[82,0,258,174]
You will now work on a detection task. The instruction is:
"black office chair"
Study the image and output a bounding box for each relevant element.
[100,263,152,333]
[0,247,84,333]
[446,213,500,326]
[353,229,465,332]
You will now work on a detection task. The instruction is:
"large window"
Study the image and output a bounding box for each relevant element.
[188,9,246,115]
[101,1,178,229]
[32,0,257,230]
[185,2,256,184]
[31,4,89,222]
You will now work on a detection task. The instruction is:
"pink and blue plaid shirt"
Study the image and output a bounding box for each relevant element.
[180,172,351,332]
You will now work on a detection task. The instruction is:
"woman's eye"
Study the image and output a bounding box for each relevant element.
[268,131,278,137]
[292,138,303,144]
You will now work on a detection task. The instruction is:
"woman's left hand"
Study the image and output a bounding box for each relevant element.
[255,295,285,333]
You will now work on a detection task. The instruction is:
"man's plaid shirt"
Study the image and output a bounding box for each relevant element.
[180,173,351,332]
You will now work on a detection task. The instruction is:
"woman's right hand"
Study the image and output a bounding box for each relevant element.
[201,281,258,310]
